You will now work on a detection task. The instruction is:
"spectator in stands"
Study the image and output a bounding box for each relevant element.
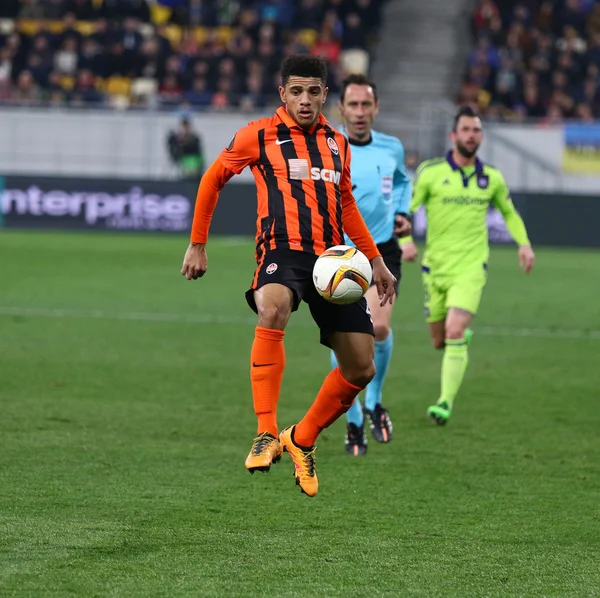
[184,76,213,107]
[62,0,97,21]
[70,69,104,105]
[0,48,13,101]
[167,114,204,178]
[1,0,382,110]
[473,0,500,36]
[311,29,341,64]
[159,73,184,106]
[464,0,600,121]
[10,70,40,105]
[99,0,150,23]
[18,0,47,20]
[340,12,369,74]
[0,0,19,19]
[54,37,79,76]
[44,70,68,105]
[296,0,323,30]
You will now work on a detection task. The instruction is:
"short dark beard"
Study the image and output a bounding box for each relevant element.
[456,142,479,159]
[351,128,370,141]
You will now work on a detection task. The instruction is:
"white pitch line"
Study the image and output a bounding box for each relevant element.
[0,306,599,341]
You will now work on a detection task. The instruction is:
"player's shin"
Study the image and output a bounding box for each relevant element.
[332,350,364,426]
[294,368,363,447]
[251,326,286,437]
[439,337,469,409]
[365,330,393,411]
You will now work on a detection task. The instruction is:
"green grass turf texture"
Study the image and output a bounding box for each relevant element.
[1,230,599,597]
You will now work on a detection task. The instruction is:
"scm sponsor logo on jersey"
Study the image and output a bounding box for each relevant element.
[311,167,341,184]
[288,159,341,184]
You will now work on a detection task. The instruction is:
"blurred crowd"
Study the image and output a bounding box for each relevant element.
[461,0,600,123]
[0,0,384,111]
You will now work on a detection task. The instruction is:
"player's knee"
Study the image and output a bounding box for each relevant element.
[373,324,390,342]
[341,360,376,389]
[256,303,291,330]
[445,326,466,341]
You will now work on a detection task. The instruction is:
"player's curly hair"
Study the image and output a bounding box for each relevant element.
[340,74,378,103]
[281,54,328,86]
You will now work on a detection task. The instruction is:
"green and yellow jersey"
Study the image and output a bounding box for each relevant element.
[410,152,530,277]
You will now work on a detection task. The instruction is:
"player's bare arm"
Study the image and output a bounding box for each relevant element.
[394,214,418,262]
[399,237,418,262]
[519,244,535,274]
[181,158,228,281]
[370,256,396,306]
[181,242,207,280]
[181,127,254,281]
[393,214,411,236]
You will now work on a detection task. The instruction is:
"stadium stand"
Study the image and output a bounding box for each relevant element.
[0,0,385,110]
[462,0,599,122]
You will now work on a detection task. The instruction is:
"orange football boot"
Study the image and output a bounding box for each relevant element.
[245,432,283,473]
[279,426,318,497]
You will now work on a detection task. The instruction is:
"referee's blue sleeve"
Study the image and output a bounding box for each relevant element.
[393,140,412,215]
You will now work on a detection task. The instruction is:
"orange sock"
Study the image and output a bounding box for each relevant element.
[294,367,362,447]
[250,326,285,437]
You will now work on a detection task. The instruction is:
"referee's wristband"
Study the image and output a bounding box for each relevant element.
[398,235,413,245]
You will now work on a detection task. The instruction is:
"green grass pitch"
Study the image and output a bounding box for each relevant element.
[1,230,599,597]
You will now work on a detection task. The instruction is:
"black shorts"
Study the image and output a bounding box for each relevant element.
[374,237,402,295]
[245,249,374,348]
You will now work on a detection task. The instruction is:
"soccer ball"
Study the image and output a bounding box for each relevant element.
[312,245,372,304]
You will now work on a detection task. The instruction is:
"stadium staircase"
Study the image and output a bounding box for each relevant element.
[371,0,475,157]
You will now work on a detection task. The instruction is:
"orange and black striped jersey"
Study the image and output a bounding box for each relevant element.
[190,106,380,261]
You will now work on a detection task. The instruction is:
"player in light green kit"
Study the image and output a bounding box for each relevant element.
[405,106,535,424]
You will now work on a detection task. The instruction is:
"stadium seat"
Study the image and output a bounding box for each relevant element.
[161,24,182,48]
[16,19,40,37]
[106,76,132,97]
[214,26,234,44]
[340,49,369,76]
[44,20,66,34]
[150,3,172,26]
[58,75,75,91]
[193,26,209,45]
[298,29,318,49]
[74,21,96,36]
[0,19,15,35]
[131,77,158,99]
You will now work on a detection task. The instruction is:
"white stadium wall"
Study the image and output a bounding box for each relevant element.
[0,108,262,182]
[2,108,600,194]
[481,125,600,194]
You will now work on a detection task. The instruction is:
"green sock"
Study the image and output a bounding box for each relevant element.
[439,337,469,410]
[465,328,473,345]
